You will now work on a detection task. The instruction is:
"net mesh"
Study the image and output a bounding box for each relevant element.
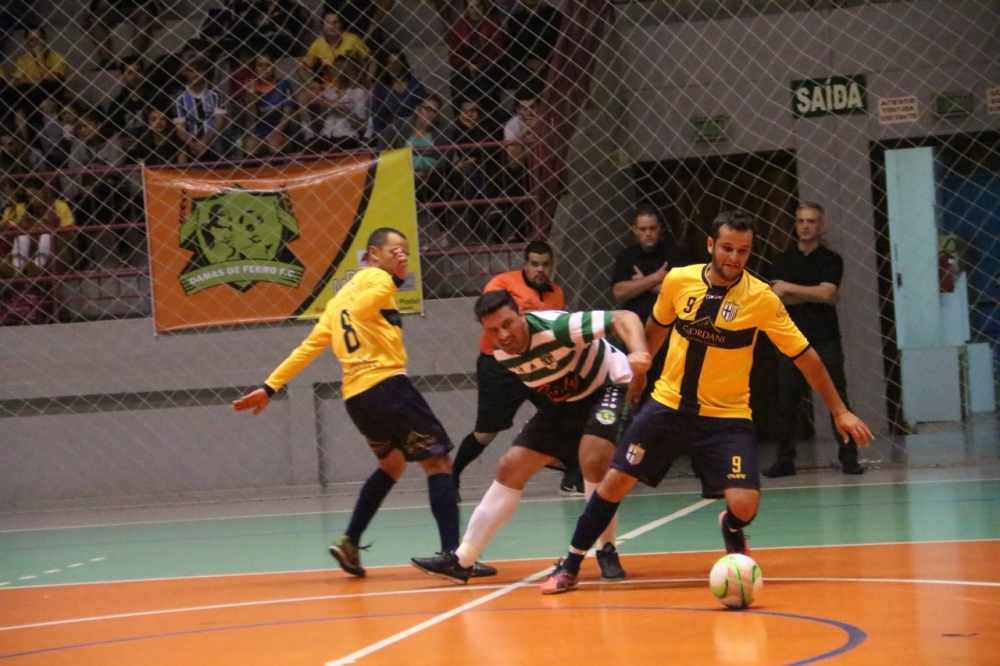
[1,0,998,510]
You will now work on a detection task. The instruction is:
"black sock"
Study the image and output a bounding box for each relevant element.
[345,468,396,545]
[452,433,488,486]
[428,471,460,552]
[564,493,621,574]
[723,509,753,532]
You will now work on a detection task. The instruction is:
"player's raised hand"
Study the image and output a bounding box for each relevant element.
[233,388,270,416]
[626,373,647,407]
[390,247,409,281]
[833,411,874,447]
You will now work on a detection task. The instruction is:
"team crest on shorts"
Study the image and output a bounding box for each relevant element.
[625,442,645,465]
[721,301,739,322]
[596,408,616,425]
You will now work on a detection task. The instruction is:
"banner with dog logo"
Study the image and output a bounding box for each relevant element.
[145,149,422,332]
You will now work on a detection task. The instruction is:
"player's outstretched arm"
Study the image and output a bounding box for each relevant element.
[793,348,874,447]
[232,388,271,416]
[610,310,651,375]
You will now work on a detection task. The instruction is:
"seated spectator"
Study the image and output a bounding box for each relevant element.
[33,95,72,170]
[314,55,369,152]
[293,74,330,154]
[399,95,451,246]
[500,89,541,241]
[67,109,128,269]
[11,27,67,126]
[245,0,305,60]
[0,178,74,325]
[369,47,426,141]
[104,55,154,152]
[446,0,505,127]
[503,0,561,94]
[442,96,502,244]
[238,54,297,157]
[82,0,163,69]
[172,55,230,162]
[325,0,402,66]
[0,131,44,205]
[299,11,370,82]
[199,0,254,63]
[0,0,40,51]
[127,108,188,166]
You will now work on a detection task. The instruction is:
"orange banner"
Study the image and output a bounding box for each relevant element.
[145,150,422,332]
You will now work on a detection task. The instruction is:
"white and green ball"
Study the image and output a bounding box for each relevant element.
[709,553,763,609]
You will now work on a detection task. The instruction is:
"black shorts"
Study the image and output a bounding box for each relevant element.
[344,374,453,462]
[612,400,759,498]
[473,352,545,433]
[513,384,631,470]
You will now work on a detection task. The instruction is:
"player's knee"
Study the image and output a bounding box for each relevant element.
[474,432,497,446]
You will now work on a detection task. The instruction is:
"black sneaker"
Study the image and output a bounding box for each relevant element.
[762,459,796,478]
[841,460,864,475]
[410,552,472,584]
[719,510,751,556]
[329,535,366,577]
[559,468,585,497]
[470,561,497,578]
[595,542,626,582]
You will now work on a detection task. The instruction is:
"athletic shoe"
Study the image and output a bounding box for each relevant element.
[329,535,366,577]
[540,560,579,595]
[470,561,498,578]
[559,468,585,497]
[595,542,626,582]
[841,460,864,475]
[410,552,472,584]
[718,510,751,556]
[762,459,796,478]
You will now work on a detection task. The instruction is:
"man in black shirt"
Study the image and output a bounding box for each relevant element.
[763,202,864,477]
[610,203,691,402]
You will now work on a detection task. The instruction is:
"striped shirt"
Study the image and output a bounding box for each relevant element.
[173,86,228,139]
[494,310,632,402]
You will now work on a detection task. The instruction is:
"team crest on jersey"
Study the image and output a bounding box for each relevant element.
[596,409,616,425]
[625,442,645,465]
[721,301,739,322]
[541,352,557,368]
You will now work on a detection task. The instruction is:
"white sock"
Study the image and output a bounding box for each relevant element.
[585,479,618,551]
[12,235,29,271]
[33,234,52,270]
[455,480,521,568]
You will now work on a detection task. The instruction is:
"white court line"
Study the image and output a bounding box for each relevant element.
[323,498,716,666]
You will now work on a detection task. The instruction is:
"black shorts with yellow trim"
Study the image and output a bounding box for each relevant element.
[345,374,453,462]
[612,400,760,498]
[512,384,631,470]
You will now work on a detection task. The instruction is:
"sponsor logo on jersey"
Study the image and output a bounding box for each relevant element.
[625,442,645,465]
[541,352,557,368]
[721,301,739,322]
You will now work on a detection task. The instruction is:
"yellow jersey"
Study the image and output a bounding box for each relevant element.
[265,267,406,400]
[650,264,810,420]
[301,33,370,70]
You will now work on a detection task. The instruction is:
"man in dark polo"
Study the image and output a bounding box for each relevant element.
[763,202,863,477]
[610,202,691,403]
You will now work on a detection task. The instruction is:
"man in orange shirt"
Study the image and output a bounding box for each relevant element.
[452,241,584,497]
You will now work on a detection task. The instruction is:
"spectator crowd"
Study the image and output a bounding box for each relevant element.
[0,0,565,325]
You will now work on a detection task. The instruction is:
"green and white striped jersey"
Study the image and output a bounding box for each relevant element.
[494,310,633,402]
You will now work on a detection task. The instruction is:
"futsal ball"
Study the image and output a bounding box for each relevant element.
[709,553,762,609]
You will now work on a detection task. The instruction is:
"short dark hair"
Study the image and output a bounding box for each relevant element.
[634,202,659,221]
[474,289,518,321]
[523,240,552,260]
[367,227,406,249]
[797,201,825,218]
[711,209,754,240]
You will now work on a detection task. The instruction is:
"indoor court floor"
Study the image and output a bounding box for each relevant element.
[2,459,999,665]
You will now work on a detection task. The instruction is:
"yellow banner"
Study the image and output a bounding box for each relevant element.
[146,149,422,332]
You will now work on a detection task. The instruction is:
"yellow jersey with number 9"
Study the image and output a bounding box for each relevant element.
[265,267,407,400]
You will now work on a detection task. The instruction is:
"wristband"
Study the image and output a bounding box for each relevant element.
[261,384,276,397]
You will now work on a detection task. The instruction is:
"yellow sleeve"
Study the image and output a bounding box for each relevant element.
[264,310,334,392]
[55,200,74,227]
[302,38,327,68]
[13,54,29,80]
[344,33,370,58]
[49,52,67,77]
[651,269,678,326]
[759,289,811,358]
